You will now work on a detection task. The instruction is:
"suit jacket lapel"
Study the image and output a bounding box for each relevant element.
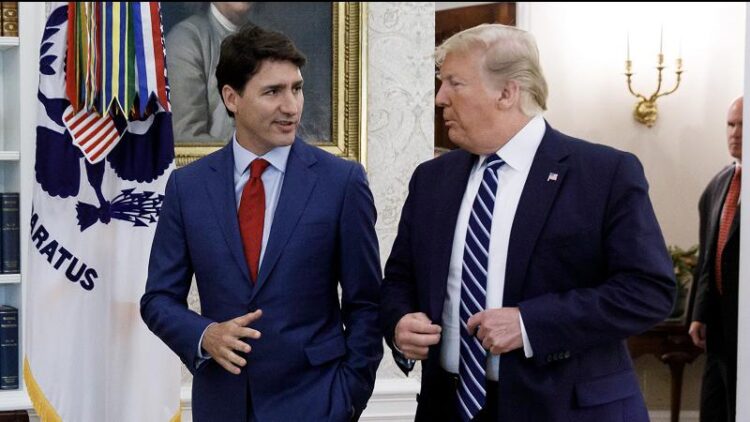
[504,125,569,306]
[250,139,318,302]
[706,167,735,260]
[430,151,475,321]
[205,142,251,283]
[728,203,741,240]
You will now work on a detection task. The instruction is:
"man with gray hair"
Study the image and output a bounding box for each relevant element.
[381,23,675,421]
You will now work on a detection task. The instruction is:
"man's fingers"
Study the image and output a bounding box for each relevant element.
[402,345,429,360]
[234,326,262,340]
[411,312,432,323]
[230,338,252,354]
[224,348,247,368]
[234,309,263,326]
[405,317,442,335]
[405,333,441,347]
[216,357,241,375]
[690,332,705,349]
[467,312,484,334]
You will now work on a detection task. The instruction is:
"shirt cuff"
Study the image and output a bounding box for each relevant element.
[196,322,217,368]
[519,312,534,358]
[392,339,416,372]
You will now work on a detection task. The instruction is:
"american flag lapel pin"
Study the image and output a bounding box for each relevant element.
[547,172,558,182]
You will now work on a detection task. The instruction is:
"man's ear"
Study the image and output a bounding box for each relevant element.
[496,80,520,110]
[222,85,239,115]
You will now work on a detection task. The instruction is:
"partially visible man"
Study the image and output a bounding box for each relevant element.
[166,2,252,142]
[142,25,382,421]
[690,96,743,422]
[381,24,675,421]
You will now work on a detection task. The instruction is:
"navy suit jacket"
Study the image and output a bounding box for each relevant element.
[141,139,383,421]
[381,124,675,421]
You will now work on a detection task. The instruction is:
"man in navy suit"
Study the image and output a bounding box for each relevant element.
[380,24,675,421]
[141,26,382,421]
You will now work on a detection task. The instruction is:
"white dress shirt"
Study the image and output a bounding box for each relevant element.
[210,3,240,32]
[440,115,545,381]
[197,135,291,363]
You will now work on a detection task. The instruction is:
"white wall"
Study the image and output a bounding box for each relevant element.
[521,2,745,248]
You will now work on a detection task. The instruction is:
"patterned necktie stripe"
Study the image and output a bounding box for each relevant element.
[458,154,504,421]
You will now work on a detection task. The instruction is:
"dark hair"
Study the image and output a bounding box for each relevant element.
[216,25,307,118]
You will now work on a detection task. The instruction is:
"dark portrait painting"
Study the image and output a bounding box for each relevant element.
[160,2,365,166]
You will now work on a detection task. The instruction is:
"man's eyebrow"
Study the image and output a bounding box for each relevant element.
[261,83,285,91]
[261,79,304,91]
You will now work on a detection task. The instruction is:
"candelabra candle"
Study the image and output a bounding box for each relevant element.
[627,33,630,61]
[676,58,683,71]
[659,25,663,55]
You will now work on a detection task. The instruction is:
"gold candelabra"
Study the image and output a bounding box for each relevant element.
[624,30,684,127]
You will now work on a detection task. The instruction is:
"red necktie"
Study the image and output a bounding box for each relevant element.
[715,166,741,295]
[238,159,270,284]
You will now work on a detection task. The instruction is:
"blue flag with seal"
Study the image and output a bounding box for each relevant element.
[25,3,181,421]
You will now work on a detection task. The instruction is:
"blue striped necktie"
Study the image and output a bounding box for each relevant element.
[458,154,504,421]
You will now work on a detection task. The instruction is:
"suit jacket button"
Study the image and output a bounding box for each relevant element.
[564,351,570,359]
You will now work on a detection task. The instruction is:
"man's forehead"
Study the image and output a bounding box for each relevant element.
[251,60,303,82]
[728,101,743,120]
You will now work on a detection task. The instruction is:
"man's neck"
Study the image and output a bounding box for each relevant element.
[477,113,535,155]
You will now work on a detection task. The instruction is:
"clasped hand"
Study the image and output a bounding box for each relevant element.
[467,307,523,355]
[201,309,263,374]
[394,307,523,359]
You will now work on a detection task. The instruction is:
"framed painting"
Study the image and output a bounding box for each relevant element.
[160,2,366,166]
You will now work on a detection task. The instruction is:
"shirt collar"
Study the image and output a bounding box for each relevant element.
[479,114,546,171]
[232,133,291,175]
[211,3,240,32]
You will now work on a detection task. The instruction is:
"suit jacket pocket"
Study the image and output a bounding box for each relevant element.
[574,370,640,407]
[305,334,347,366]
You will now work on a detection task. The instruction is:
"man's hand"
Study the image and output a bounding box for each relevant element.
[202,310,263,375]
[394,312,442,360]
[467,307,523,355]
[689,321,706,350]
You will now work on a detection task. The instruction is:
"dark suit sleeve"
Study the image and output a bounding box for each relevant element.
[691,185,712,323]
[336,163,384,411]
[140,171,214,373]
[380,169,420,374]
[519,153,676,365]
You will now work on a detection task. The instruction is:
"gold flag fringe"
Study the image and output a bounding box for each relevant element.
[23,357,62,422]
[25,356,182,422]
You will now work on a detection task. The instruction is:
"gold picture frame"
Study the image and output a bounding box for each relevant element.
[171,3,367,168]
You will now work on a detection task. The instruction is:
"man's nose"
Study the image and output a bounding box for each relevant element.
[280,92,300,115]
[435,83,449,108]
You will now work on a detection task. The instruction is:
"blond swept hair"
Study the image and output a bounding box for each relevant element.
[436,24,548,116]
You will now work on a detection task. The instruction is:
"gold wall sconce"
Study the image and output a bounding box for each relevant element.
[624,29,684,127]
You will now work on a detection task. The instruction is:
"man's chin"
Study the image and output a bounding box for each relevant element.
[275,136,296,147]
